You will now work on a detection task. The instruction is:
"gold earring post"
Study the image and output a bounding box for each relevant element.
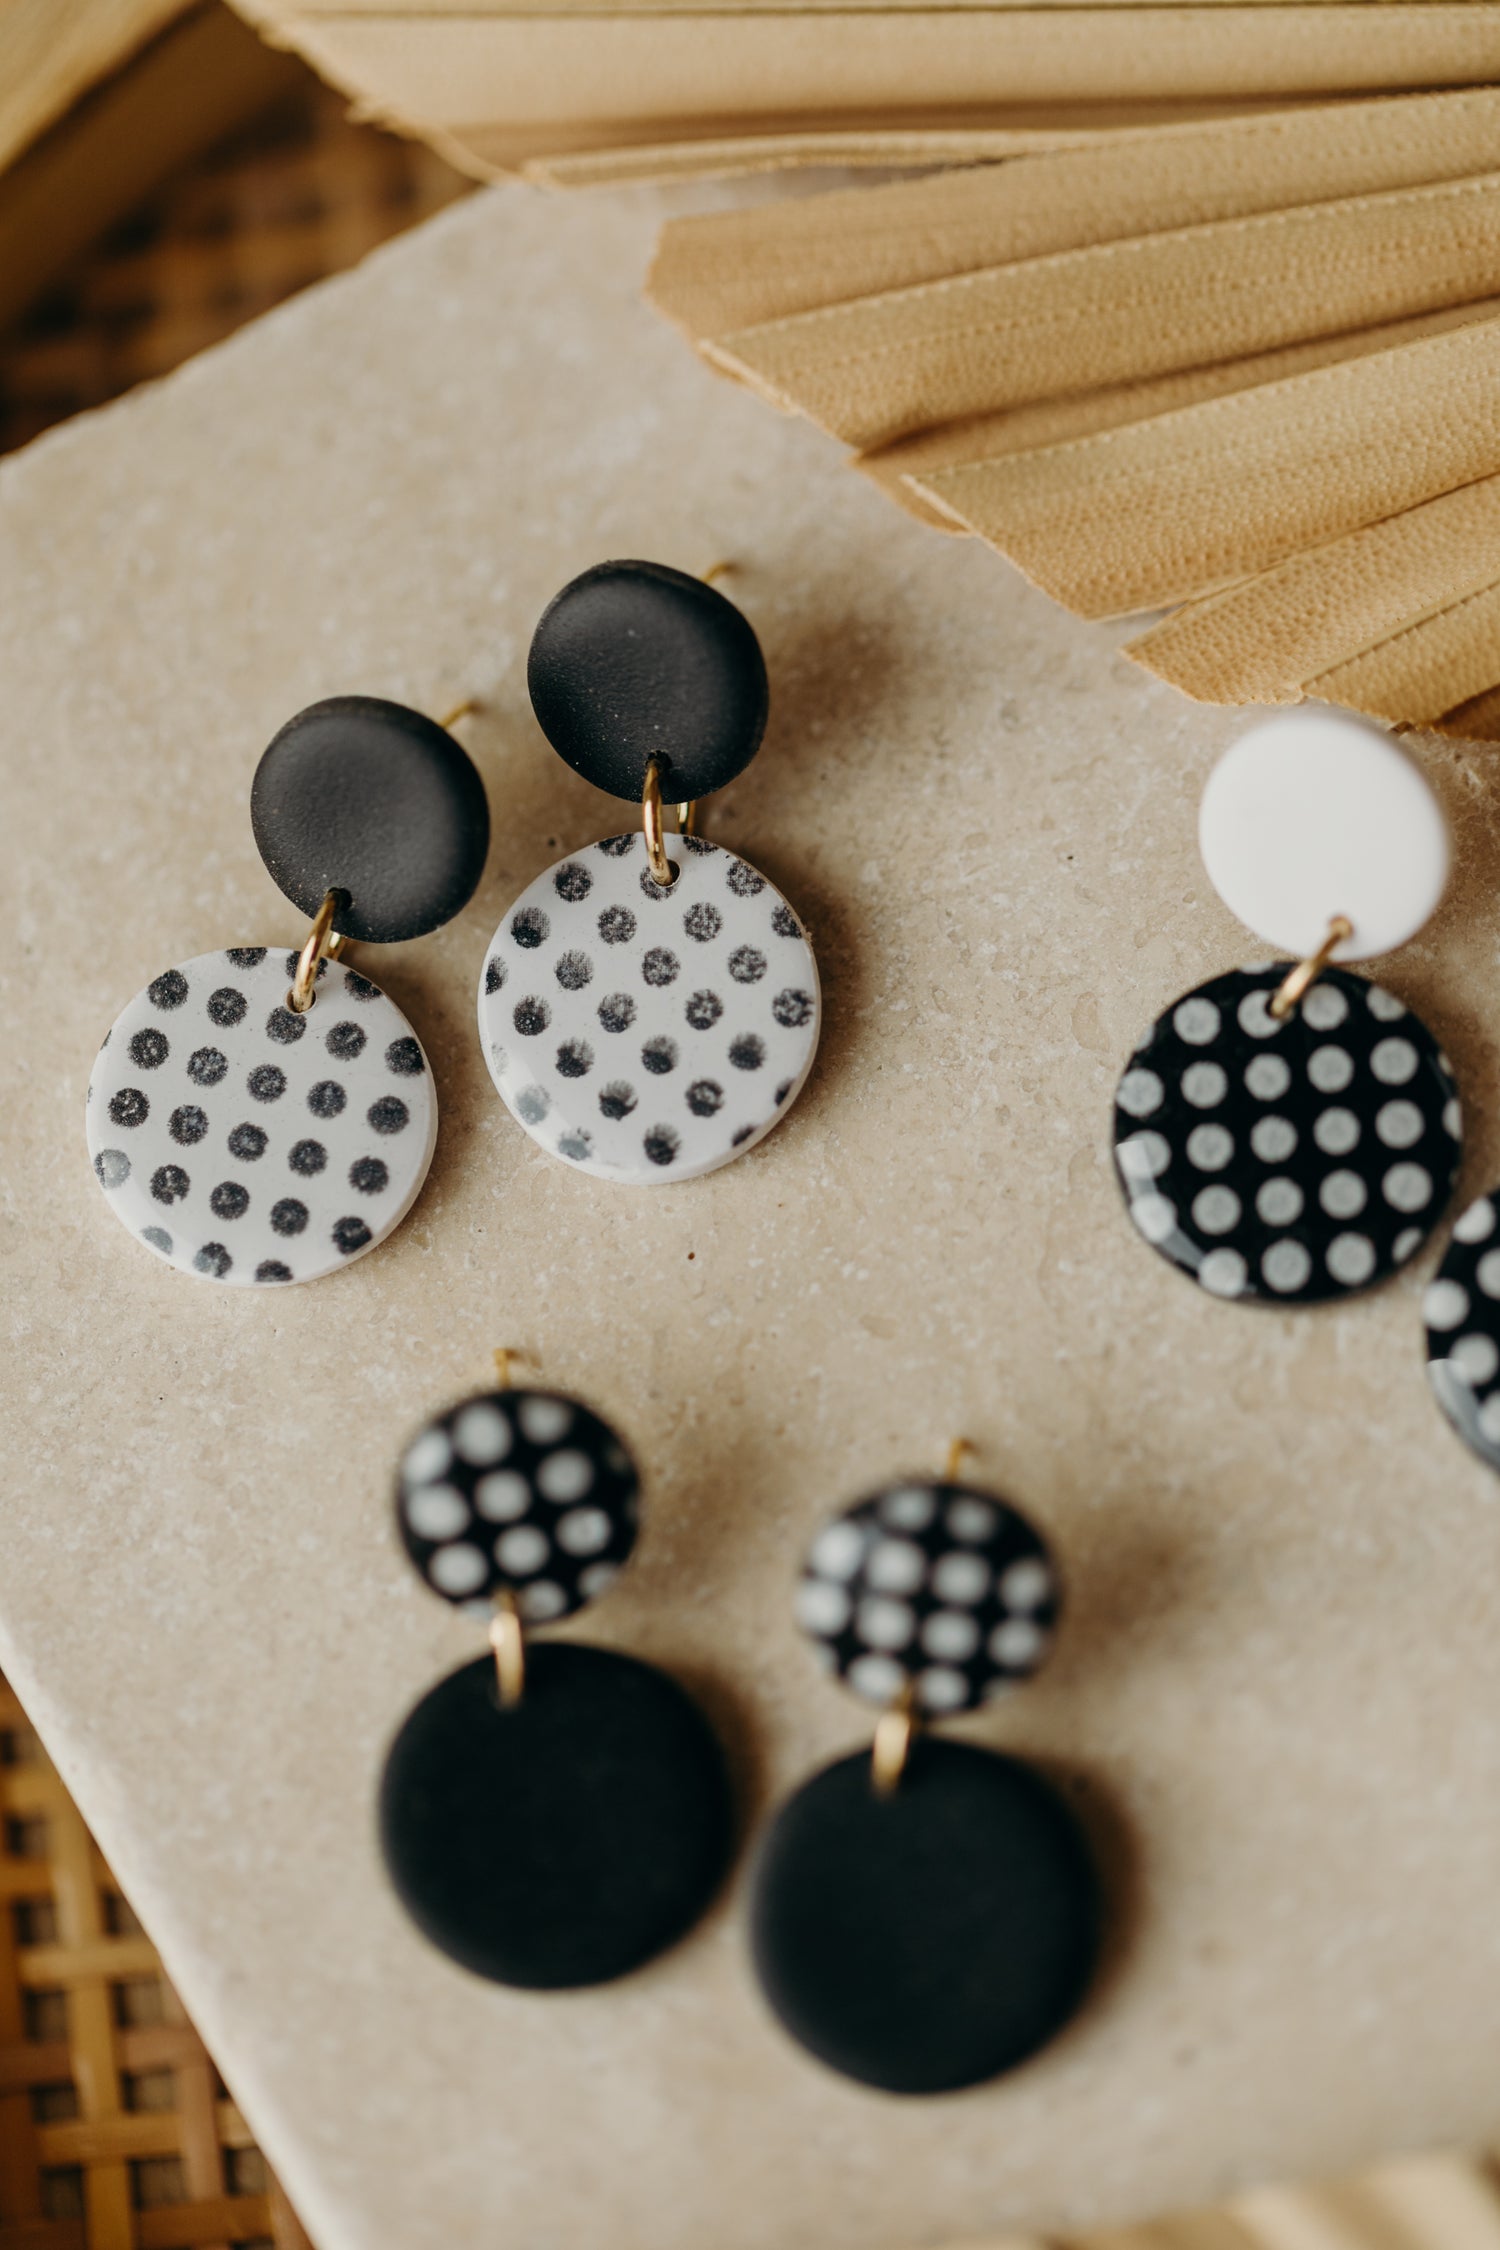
[944,1437,974,1484]
[1270,914,1353,1021]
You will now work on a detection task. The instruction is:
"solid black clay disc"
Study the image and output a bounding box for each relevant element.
[527,560,769,802]
[251,696,489,944]
[379,1642,733,1988]
[750,1739,1100,2094]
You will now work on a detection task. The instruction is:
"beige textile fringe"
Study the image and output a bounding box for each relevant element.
[644,84,1500,732]
[231,0,1500,730]
[233,5,1500,178]
[947,2156,1500,2250]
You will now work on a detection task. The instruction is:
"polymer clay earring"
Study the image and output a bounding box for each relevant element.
[1113,708,1461,1306]
[477,561,821,1182]
[379,1356,734,1988]
[750,1456,1100,2095]
[1423,1203,1500,1473]
[87,697,488,1287]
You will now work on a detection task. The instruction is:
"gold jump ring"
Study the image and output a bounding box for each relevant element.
[490,1591,525,1708]
[643,760,678,888]
[871,1686,917,1798]
[288,889,342,1014]
[1270,915,1353,1021]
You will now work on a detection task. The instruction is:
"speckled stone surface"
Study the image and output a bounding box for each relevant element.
[4,183,1500,2250]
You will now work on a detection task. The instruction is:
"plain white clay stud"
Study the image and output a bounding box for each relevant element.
[1198,706,1449,961]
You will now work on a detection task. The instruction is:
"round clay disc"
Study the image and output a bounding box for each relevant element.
[1425,1192,1500,1474]
[1198,708,1448,960]
[750,1739,1100,2094]
[1113,963,1460,1305]
[250,696,489,944]
[794,1482,1060,1717]
[395,1387,639,1621]
[527,561,768,802]
[379,1642,734,1989]
[478,832,819,1182]
[87,948,436,1285]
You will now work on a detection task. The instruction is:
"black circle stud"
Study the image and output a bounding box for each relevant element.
[396,1388,639,1622]
[527,561,768,802]
[796,1483,1058,1718]
[379,1643,734,1988]
[251,696,489,944]
[1425,1190,1500,1473]
[1114,964,1460,1305]
[750,1739,1099,2094]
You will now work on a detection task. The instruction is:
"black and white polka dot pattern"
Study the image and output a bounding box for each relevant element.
[397,1389,639,1621]
[1425,1193,1500,1473]
[795,1483,1059,1717]
[1113,965,1460,1305]
[87,949,436,1286]
[477,833,820,1183]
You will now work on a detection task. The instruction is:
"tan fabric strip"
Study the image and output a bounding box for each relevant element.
[1308,578,1500,723]
[911,313,1500,617]
[282,13,1500,136]
[0,0,189,178]
[947,2160,1500,2250]
[1128,476,1500,703]
[649,88,1500,337]
[1437,681,1500,739]
[706,171,1500,449]
[1233,2159,1500,2250]
[517,103,1332,186]
[452,102,1312,183]
[861,295,1500,527]
[284,0,1464,12]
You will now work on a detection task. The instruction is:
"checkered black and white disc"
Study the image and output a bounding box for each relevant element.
[795,1483,1059,1717]
[396,1389,639,1623]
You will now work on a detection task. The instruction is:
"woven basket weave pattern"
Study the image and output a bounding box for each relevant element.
[0,1678,311,2250]
[0,72,467,456]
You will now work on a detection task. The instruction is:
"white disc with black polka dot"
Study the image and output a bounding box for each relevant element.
[477,832,819,1183]
[1113,964,1460,1305]
[86,949,436,1286]
[1425,1193,1500,1474]
[396,1388,639,1620]
[795,1483,1060,1717]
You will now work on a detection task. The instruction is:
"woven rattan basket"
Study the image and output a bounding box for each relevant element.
[0,7,467,455]
[0,1675,312,2249]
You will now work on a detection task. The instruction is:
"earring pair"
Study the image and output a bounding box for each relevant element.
[379,1361,1102,2098]
[86,562,822,1286]
[1108,706,1500,1487]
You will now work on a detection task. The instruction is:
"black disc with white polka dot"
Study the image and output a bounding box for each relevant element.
[795,1483,1059,1717]
[396,1390,639,1623]
[1425,1191,1500,1474]
[1113,965,1460,1306]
